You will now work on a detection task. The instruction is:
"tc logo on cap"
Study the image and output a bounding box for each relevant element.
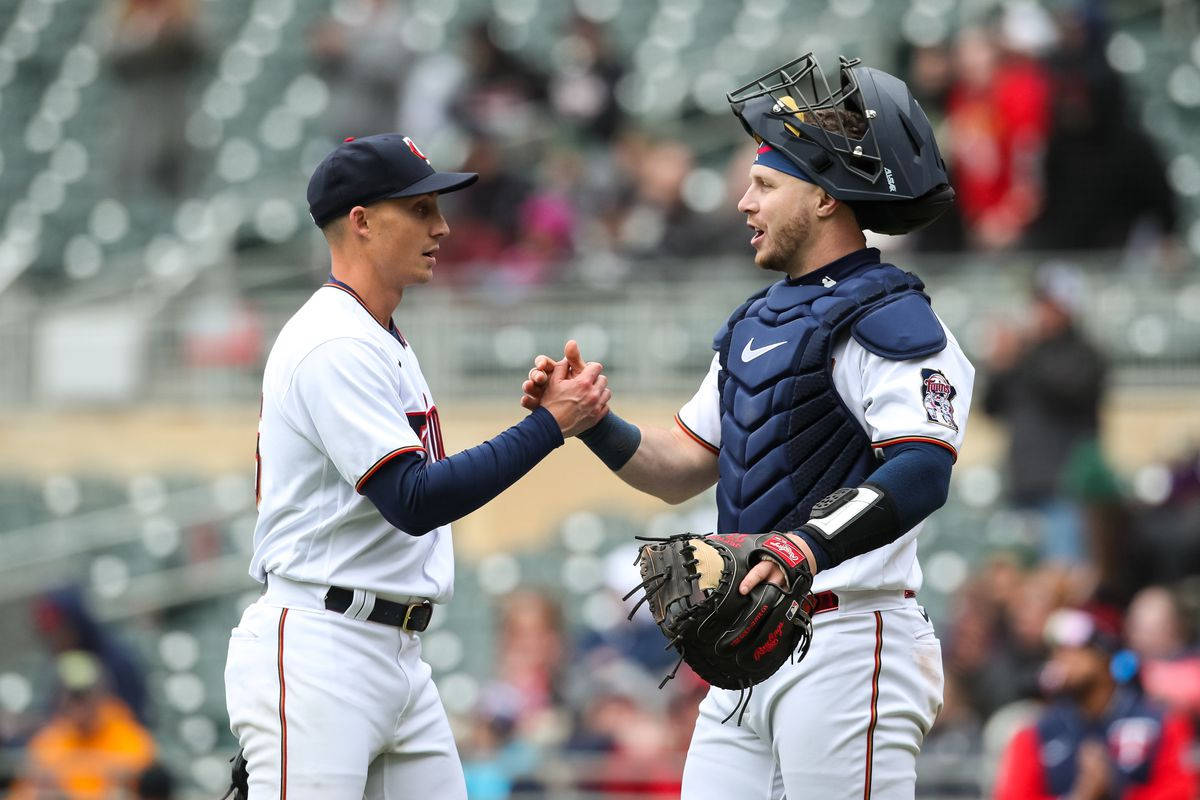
[404,137,430,165]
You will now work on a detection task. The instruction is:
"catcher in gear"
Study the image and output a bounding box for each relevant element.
[523,53,973,799]
[629,532,815,716]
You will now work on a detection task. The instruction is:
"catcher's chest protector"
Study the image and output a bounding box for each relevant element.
[714,263,945,535]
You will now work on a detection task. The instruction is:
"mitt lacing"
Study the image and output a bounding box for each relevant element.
[621,566,671,620]
[720,683,754,727]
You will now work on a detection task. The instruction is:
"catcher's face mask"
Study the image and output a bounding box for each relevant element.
[727,54,882,185]
[726,53,955,234]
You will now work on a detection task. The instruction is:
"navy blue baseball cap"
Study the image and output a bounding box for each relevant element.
[307,133,478,228]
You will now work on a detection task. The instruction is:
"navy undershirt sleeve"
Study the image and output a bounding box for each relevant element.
[796,441,954,571]
[867,441,954,531]
[361,406,564,535]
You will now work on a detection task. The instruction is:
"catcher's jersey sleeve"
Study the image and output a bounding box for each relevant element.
[676,354,722,452]
[833,322,974,459]
[282,337,425,491]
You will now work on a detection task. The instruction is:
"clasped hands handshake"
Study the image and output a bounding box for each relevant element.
[520,340,609,437]
[519,340,808,593]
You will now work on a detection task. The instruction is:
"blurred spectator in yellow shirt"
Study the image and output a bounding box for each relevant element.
[11,651,155,799]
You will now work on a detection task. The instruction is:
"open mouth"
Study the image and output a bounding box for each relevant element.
[749,225,765,248]
[422,246,438,265]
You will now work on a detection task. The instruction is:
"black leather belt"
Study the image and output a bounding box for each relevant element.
[324,586,433,632]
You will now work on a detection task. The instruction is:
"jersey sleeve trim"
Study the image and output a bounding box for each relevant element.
[675,414,719,455]
[355,446,425,493]
[871,436,958,463]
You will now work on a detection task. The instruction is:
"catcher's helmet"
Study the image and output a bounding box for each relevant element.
[727,54,954,235]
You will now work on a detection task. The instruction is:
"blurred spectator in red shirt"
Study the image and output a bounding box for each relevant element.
[1127,586,1200,719]
[945,24,1050,250]
[994,608,1195,800]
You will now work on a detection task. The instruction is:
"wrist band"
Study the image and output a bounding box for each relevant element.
[577,411,641,471]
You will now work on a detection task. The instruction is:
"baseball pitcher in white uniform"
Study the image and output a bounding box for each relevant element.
[223,133,609,799]
[522,55,973,798]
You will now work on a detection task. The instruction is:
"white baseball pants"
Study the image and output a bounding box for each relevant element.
[680,591,944,800]
[224,576,466,800]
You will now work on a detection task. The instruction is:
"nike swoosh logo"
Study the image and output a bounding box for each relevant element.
[741,338,788,362]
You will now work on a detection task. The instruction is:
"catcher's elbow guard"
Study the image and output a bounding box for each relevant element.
[799,483,902,566]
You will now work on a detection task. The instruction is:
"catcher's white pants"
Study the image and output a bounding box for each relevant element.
[681,591,943,800]
[224,576,466,800]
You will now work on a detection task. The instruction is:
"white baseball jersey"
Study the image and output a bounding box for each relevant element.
[250,281,453,602]
[676,317,974,595]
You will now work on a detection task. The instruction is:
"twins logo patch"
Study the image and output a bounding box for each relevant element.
[920,368,958,431]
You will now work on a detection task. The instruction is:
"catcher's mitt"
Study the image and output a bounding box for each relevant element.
[627,532,815,713]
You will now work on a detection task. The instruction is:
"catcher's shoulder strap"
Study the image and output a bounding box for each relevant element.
[848,270,945,361]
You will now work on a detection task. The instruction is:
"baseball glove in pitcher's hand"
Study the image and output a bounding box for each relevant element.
[627,532,815,713]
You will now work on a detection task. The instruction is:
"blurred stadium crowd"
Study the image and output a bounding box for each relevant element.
[1,0,1200,797]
